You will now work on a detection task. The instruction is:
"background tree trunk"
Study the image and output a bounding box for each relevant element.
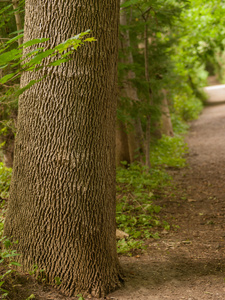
[12,0,23,45]
[116,120,131,166]
[4,0,123,297]
[2,133,14,168]
[160,90,174,137]
[117,1,144,165]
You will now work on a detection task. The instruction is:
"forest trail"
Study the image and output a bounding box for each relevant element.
[109,100,225,299]
[6,90,225,300]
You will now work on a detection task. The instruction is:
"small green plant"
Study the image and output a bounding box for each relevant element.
[77,294,85,300]
[116,131,189,253]
[116,161,172,247]
[117,238,146,256]
[29,264,38,276]
[29,264,46,283]
[0,162,12,199]
[173,93,203,122]
[26,294,35,300]
[54,276,61,286]
[150,135,188,169]
[0,237,21,298]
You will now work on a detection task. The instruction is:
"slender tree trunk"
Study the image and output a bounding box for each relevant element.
[160,90,174,137]
[116,120,130,166]
[4,0,123,297]
[144,23,152,169]
[2,133,14,168]
[117,1,144,165]
[12,0,23,45]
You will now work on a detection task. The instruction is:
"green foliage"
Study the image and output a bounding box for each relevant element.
[0,165,16,298]
[0,162,12,199]
[0,30,96,95]
[151,135,188,168]
[54,276,61,286]
[26,295,35,300]
[116,131,189,253]
[116,162,171,244]
[28,264,38,276]
[117,238,145,256]
[0,237,21,298]
[117,162,171,190]
[28,264,47,284]
[0,24,95,160]
[118,0,207,162]
[173,93,203,122]
[171,114,189,134]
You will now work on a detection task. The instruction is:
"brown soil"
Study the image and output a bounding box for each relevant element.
[2,103,225,299]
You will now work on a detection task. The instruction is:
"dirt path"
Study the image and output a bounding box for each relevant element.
[109,103,225,300]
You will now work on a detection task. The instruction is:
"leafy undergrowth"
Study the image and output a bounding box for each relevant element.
[0,164,37,300]
[116,134,188,255]
[0,163,24,299]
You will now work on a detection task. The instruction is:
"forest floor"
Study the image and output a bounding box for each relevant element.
[3,88,225,299]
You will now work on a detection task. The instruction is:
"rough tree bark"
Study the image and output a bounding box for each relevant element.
[4,0,123,297]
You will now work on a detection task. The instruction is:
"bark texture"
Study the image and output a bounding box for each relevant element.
[4,0,123,297]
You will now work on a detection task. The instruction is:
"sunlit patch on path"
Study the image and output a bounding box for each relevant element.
[204,84,225,105]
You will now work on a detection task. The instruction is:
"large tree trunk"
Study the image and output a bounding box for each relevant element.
[4,0,123,297]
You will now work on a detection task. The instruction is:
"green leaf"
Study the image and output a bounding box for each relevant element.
[21,38,49,48]
[0,73,15,84]
[10,261,22,267]
[15,79,41,96]
[54,276,61,286]
[3,239,11,249]
[0,4,12,15]
[1,269,12,279]
[50,58,69,66]
[24,49,55,68]
[153,206,161,214]
[83,37,97,42]
[0,281,5,287]
[0,48,22,65]
[26,294,35,299]
[9,29,24,36]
